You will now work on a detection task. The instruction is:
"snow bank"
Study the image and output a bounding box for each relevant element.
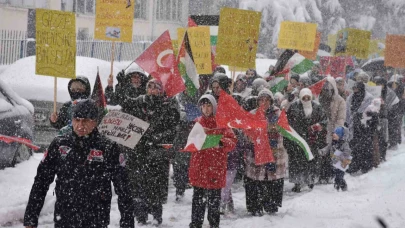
[0,56,121,103]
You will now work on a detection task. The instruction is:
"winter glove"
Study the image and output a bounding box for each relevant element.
[318,146,329,157]
[310,123,322,132]
[116,70,127,84]
[265,163,277,172]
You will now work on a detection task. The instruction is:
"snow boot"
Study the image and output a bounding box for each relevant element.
[308,184,314,189]
[291,184,301,193]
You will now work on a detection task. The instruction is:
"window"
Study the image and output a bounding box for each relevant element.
[74,0,94,14]
[5,0,40,8]
[134,0,147,20]
[156,0,182,22]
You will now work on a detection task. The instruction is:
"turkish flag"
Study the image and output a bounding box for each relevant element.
[243,107,275,165]
[319,56,347,78]
[216,90,267,129]
[308,78,326,97]
[135,30,185,97]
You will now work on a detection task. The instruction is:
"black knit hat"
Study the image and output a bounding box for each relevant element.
[72,99,99,120]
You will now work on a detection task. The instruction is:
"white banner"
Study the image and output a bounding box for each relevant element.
[365,85,382,98]
[98,111,150,149]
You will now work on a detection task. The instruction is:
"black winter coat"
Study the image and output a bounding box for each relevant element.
[24,130,134,228]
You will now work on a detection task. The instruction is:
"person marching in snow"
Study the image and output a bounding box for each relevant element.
[49,76,91,130]
[244,89,287,215]
[105,64,148,107]
[24,99,134,228]
[188,94,236,228]
[233,74,252,98]
[125,78,180,226]
[319,126,352,191]
[284,88,327,192]
[318,76,346,184]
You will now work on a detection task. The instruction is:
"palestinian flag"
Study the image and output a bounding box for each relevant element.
[91,70,108,119]
[182,122,222,152]
[270,78,289,94]
[277,109,314,161]
[285,53,314,74]
[177,31,199,97]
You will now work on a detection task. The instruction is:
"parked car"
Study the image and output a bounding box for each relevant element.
[0,79,35,169]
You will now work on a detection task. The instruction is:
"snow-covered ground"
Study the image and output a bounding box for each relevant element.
[1,145,404,228]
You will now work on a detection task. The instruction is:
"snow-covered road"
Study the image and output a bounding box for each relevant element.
[1,145,405,228]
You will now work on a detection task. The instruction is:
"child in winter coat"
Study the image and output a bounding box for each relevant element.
[187,94,237,228]
[319,126,352,191]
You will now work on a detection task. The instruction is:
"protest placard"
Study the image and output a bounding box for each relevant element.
[368,39,385,59]
[98,111,150,149]
[215,8,261,69]
[94,0,134,42]
[334,28,371,59]
[365,84,382,98]
[277,21,318,52]
[299,32,321,60]
[187,26,212,74]
[385,34,405,68]
[35,9,76,78]
[328,34,337,56]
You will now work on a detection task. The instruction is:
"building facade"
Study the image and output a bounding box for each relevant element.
[0,0,189,40]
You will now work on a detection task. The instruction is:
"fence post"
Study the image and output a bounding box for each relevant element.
[90,40,95,58]
[118,42,123,62]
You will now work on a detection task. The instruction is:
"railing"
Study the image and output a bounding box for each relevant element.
[0,30,152,65]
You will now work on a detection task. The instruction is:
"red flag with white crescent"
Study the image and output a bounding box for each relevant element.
[135,30,185,97]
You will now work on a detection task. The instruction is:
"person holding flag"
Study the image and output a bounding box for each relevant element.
[284,88,327,192]
[244,89,287,215]
[184,94,236,228]
[49,76,91,130]
[105,64,148,108]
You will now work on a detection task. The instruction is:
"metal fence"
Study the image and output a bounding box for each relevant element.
[0,30,152,65]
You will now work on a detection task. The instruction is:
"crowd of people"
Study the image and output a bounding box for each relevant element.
[23,58,405,228]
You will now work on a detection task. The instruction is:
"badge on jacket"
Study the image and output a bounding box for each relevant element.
[59,146,72,159]
[119,153,126,167]
[88,149,104,162]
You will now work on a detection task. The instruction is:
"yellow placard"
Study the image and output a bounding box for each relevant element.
[94,0,134,42]
[277,21,318,51]
[328,34,337,56]
[368,39,385,59]
[177,28,186,48]
[36,9,76,78]
[188,26,212,74]
[334,28,371,59]
[216,8,261,69]
[172,40,179,57]
[299,32,321,60]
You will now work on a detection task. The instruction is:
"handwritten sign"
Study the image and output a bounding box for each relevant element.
[94,0,134,42]
[328,34,337,56]
[334,28,371,59]
[299,32,321,60]
[365,84,382,98]
[216,8,261,69]
[98,111,150,149]
[188,26,212,74]
[35,9,76,78]
[385,34,405,68]
[277,21,318,51]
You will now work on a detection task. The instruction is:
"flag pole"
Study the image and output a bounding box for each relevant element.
[53,77,57,113]
[230,67,236,94]
[109,41,115,83]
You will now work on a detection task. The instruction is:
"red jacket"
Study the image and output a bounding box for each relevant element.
[188,116,237,189]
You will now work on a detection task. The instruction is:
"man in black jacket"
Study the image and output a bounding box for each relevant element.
[24,99,134,228]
